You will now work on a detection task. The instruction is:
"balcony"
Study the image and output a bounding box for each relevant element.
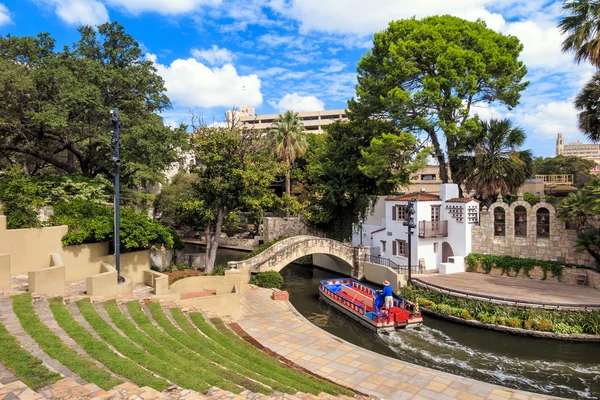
[418,220,448,238]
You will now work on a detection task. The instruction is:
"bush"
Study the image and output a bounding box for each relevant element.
[465,253,570,279]
[250,271,284,289]
[553,322,583,335]
[506,317,521,328]
[212,265,226,276]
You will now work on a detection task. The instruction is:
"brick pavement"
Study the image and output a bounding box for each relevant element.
[237,288,562,400]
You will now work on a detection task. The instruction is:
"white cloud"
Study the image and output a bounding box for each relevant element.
[272,0,504,35]
[47,0,109,25]
[515,101,580,141]
[105,0,220,15]
[148,53,262,108]
[0,3,11,26]
[269,93,325,112]
[191,45,234,65]
[321,60,346,73]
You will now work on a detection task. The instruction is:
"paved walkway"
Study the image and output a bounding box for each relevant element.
[416,273,600,306]
[238,289,560,400]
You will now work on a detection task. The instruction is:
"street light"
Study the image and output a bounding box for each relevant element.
[402,199,416,285]
[110,109,124,284]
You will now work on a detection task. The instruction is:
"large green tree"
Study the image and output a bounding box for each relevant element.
[453,119,532,204]
[189,125,279,273]
[559,0,600,67]
[349,15,528,184]
[270,111,309,199]
[0,23,186,184]
[532,154,596,188]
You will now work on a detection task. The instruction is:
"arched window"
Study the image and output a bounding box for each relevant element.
[494,207,505,236]
[537,208,550,238]
[514,206,527,237]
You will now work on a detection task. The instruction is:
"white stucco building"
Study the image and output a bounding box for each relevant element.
[355,184,479,273]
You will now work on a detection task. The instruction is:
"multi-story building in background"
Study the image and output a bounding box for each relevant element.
[556,133,600,174]
[226,106,347,134]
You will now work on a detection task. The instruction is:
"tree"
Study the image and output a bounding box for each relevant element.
[559,0,600,67]
[358,132,431,188]
[0,23,186,184]
[532,155,596,188]
[574,73,600,142]
[349,15,528,184]
[270,111,309,199]
[189,124,279,273]
[154,173,200,228]
[453,119,532,204]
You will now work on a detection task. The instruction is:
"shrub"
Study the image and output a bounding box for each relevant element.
[506,317,521,328]
[477,313,495,324]
[250,271,284,289]
[553,322,583,335]
[461,309,474,320]
[212,265,226,276]
[494,316,506,326]
[524,318,534,330]
[465,253,571,279]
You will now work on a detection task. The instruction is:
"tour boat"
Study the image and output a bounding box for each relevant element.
[318,278,423,333]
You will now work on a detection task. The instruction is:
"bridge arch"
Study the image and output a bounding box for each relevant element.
[228,236,359,275]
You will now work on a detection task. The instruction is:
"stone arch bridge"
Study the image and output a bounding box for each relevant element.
[227,236,370,279]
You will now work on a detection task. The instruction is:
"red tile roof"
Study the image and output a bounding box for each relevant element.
[446,197,480,203]
[385,192,441,202]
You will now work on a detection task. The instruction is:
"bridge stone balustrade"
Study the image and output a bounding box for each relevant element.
[227,235,370,280]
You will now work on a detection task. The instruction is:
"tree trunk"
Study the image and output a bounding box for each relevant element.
[285,168,291,217]
[428,130,449,183]
[204,207,224,274]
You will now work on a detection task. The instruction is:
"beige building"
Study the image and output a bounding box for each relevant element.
[226,106,347,133]
[556,133,600,175]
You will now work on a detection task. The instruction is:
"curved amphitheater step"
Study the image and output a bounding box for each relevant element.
[0,297,85,384]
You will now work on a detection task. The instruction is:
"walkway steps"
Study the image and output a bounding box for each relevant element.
[0,297,84,384]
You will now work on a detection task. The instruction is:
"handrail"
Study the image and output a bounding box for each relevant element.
[364,254,419,272]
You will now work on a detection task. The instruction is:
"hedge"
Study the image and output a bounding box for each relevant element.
[464,253,583,280]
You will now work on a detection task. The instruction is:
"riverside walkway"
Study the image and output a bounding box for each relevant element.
[238,288,560,400]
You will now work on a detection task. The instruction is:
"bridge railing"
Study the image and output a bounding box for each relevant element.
[364,255,420,273]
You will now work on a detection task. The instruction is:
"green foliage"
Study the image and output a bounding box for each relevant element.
[154,173,201,228]
[453,119,532,203]
[532,155,595,188]
[575,73,600,142]
[57,202,179,251]
[0,167,43,228]
[560,0,600,66]
[465,253,571,279]
[212,265,227,276]
[250,271,284,289]
[0,24,186,184]
[350,15,528,183]
[358,132,431,188]
[403,287,600,336]
[244,237,287,260]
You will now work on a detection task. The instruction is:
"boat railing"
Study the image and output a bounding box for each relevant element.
[364,255,420,273]
[320,284,366,315]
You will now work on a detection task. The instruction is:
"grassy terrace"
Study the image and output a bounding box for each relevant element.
[0,321,61,389]
[11,294,121,390]
[76,299,212,393]
[48,298,169,391]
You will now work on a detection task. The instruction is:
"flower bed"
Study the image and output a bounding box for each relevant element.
[401,286,600,338]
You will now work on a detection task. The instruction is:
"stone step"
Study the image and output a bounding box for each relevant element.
[0,297,84,384]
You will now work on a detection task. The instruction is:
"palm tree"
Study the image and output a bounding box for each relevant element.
[270,111,309,198]
[575,73,600,141]
[559,0,600,67]
[455,118,532,205]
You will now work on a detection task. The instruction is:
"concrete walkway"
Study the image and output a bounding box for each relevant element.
[416,273,600,306]
[238,289,560,400]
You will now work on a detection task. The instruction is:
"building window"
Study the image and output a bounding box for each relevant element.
[381,241,386,254]
[393,205,407,221]
[421,174,436,181]
[515,206,527,237]
[494,207,505,236]
[433,242,438,253]
[431,206,441,222]
[537,208,550,238]
[566,220,578,230]
[392,240,396,255]
[397,240,407,256]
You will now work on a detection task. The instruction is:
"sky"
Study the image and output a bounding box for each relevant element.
[0,0,595,157]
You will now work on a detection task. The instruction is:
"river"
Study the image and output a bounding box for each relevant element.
[188,244,600,399]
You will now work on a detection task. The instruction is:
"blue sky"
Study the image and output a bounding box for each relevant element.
[0,0,595,157]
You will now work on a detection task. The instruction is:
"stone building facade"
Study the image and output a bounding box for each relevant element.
[471,193,595,267]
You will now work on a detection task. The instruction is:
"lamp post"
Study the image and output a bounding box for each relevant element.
[402,199,416,285]
[110,109,124,283]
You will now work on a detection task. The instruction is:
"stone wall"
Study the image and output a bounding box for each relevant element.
[471,194,595,267]
[262,217,309,241]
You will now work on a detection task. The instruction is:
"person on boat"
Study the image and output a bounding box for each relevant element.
[382,280,393,308]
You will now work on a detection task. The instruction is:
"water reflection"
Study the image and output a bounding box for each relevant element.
[280,263,600,400]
